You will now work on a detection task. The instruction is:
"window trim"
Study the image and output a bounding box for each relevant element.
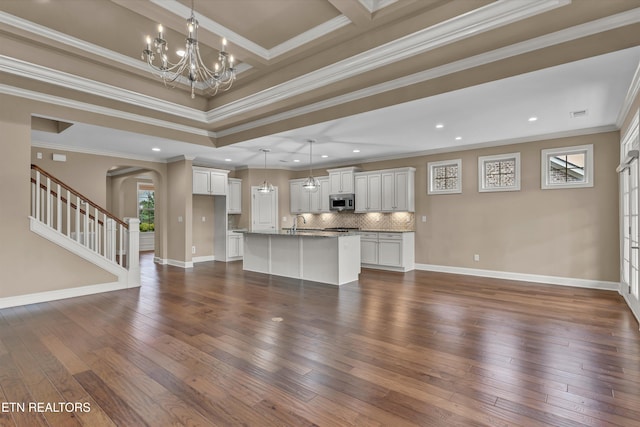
[427,159,462,195]
[541,144,593,190]
[478,152,521,192]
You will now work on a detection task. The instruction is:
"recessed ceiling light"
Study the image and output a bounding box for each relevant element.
[455,136,462,141]
[152,147,161,152]
[353,149,360,153]
[528,116,538,122]
[435,124,444,129]
[293,159,300,162]
[321,155,328,158]
[224,158,232,162]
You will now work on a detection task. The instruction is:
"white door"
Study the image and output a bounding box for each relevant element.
[251,186,278,231]
[621,158,640,314]
[620,111,640,321]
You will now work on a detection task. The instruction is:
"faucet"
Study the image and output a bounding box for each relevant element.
[292,214,306,232]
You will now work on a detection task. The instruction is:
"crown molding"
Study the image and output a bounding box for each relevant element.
[217,7,640,137]
[151,0,352,61]
[204,0,571,123]
[617,59,640,129]
[2,2,638,142]
[358,0,399,14]
[0,55,207,122]
[0,83,213,138]
[268,16,352,59]
[150,0,270,59]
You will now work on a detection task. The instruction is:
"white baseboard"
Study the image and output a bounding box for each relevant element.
[0,281,131,309]
[415,263,619,291]
[154,257,167,265]
[193,255,215,263]
[166,259,194,268]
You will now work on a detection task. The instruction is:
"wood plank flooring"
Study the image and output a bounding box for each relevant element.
[1,253,639,426]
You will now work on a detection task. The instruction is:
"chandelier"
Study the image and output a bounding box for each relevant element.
[141,1,236,99]
[302,139,320,192]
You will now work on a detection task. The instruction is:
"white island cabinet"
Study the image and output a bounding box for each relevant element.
[242,231,360,286]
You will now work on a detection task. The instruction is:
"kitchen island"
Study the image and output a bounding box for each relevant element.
[241,230,360,286]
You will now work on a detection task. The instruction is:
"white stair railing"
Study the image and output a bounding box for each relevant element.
[30,164,137,270]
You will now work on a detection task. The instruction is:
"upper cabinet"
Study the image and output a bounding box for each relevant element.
[355,167,415,213]
[290,177,330,214]
[290,179,310,214]
[381,167,415,212]
[328,167,361,194]
[193,167,229,195]
[354,172,381,212]
[228,178,242,213]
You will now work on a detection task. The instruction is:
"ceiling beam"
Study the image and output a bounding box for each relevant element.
[327,0,372,27]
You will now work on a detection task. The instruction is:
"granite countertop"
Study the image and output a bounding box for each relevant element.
[359,229,415,233]
[239,229,358,237]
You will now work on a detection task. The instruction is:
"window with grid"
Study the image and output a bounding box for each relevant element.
[428,159,462,194]
[478,153,520,192]
[541,145,593,189]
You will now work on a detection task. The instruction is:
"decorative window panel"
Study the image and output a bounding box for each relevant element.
[478,153,520,192]
[428,159,462,194]
[541,144,593,189]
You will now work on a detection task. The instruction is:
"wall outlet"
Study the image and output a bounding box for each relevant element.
[202,216,206,222]
[36,152,42,159]
[192,246,196,254]
[421,215,427,222]
[474,254,480,262]
[282,216,287,222]
[178,216,183,223]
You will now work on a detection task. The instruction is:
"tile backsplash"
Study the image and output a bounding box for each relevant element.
[293,212,414,231]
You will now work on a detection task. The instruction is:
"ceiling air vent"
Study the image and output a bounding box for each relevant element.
[570,109,588,118]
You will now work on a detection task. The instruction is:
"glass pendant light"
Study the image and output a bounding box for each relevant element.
[257,148,274,193]
[302,139,320,193]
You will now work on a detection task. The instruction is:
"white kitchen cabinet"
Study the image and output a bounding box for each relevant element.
[310,177,330,213]
[328,167,361,194]
[228,178,242,213]
[192,167,229,195]
[227,231,243,259]
[359,231,415,272]
[290,179,310,214]
[360,232,379,264]
[355,172,381,212]
[381,167,415,212]
[291,177,328,213]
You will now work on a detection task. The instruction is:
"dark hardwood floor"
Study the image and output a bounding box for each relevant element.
[1,253,639,426]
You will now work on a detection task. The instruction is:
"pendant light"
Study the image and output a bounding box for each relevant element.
[257,148,274,193]
[302,139,320,193]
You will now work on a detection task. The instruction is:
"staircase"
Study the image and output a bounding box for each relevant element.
[29,164,140,294]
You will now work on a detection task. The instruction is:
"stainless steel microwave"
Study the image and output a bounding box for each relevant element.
[329,194,355,211]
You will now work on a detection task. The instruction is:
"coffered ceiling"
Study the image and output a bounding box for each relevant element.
[1,0,640,169]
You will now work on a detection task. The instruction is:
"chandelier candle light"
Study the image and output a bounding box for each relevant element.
[142,1,236,98]
[302,139,320,193]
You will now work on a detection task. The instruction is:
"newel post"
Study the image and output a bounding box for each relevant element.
[126,218,141,287]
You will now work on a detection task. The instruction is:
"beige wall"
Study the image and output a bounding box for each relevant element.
[192,195,214,257]
[0,94,116,298]
[359,133,619,281]
[166,160,193,264]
